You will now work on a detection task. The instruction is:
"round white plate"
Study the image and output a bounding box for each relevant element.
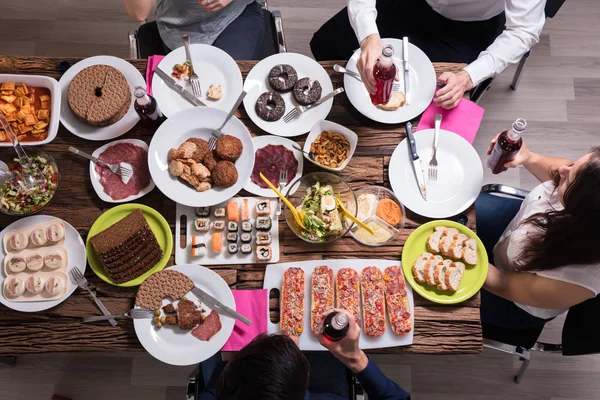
[58,56,144,141]
[134,264,235,366]
[243,135,303,198]
[153,44,243,118]
[148,107,254,207]
[243,53,334,137]
[89,139,155,203]
[389,129,483,218]
[345,38,436,124]
[0,216,86,312]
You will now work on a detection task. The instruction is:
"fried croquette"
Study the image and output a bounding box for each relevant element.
[215,135,243,162]
[203,151,219,171]
[185,138,209,163]
[212,161,238,188]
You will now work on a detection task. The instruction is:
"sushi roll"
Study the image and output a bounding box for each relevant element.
[191,237,207,257]
[227,232,238,243]
[256,246,272,262]
[241,198,250,221]
[255,200,271,216]
[228,243,239,254]
[241,232,252,243]
[195,207,211,217]
[256,216,272,231]
[256,232,272,245]
[227,201,240,222]
[228,221,238,232]
[214,207,226,218]
[213,221,225,231]
[194,218,211,232]
[212,232,223,253]
[241,244,252,254]
[241,221,252,232]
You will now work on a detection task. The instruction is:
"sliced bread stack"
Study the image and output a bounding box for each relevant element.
[426,226,478,265]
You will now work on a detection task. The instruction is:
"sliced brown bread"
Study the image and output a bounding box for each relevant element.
[90,209,148,255]
[412,252,433,283]
[110,248,163,284]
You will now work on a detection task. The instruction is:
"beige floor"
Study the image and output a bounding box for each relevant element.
[1,0,600,399]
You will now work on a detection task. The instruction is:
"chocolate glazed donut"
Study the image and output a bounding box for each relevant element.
[268,64,298,93]
[255,92,286,122]
[293,78,322,106]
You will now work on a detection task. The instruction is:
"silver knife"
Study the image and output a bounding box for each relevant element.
[192,285,252,326]
[403,37,411,105]
[154,67,205,107]
[305,87,344,111]
[405,122,427,200]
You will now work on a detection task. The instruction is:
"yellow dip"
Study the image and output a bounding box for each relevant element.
[354,220,393,244]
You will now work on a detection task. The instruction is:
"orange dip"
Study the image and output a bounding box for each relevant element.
[376,199,402,226]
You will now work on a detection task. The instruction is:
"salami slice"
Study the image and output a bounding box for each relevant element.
[384,265,412,335]
[336,268,360,326]
[310,266,334,334]
[280,267,305,336]
[360,266,386,337]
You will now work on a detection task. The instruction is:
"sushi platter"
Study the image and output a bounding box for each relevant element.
[175,197,280,265]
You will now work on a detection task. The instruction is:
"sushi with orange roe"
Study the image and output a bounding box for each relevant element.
[212,232,223,253]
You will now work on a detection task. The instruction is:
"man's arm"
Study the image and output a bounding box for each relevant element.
[353,355,411,400]
[347,0,378,44]
[122,0,155,22]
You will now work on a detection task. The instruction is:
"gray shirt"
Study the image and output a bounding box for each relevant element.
[156,0,255,50]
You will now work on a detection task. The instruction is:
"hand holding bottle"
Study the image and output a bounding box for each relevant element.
[487,133,532,169]
[357,34,384,94]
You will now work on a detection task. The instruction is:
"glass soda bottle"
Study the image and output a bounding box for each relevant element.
[321,311,350,342]
[133,86,165,130]
[486,118,527,174]
[370,44,396,106]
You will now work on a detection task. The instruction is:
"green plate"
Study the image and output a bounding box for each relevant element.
[401,220,488,304]
[86,203,173,287]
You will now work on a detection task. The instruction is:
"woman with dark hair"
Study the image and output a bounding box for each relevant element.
[477,136,600,329]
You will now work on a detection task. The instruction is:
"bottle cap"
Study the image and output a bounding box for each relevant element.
[382,45,394,58]
[332,312,349,330]
[133,86,147,99]
[513,118,527,132]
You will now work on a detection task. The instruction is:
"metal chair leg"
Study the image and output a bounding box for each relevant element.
[128,30,139,59]
[515,356,531,383]
[271,11,287,53]
[510,51,530,90]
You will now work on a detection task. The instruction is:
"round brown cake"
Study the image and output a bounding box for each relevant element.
[68,65,131,126]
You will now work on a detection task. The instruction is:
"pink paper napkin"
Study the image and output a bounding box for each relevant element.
[416,99,485,145]
[221,289,268,351]
[145,55,165,96]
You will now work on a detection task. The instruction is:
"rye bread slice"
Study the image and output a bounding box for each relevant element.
[90,209,148,255]
[68,65,111,122]
[98,227,156,263]
[108,248,163,283]
[86,68,131,126]
[104,242,162,275]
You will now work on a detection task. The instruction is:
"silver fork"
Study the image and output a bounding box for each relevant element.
[208,90,247,150]
[69,146,132,178]
[82,308,154,323]
[182,33,202,98]
[69,268,118,327]
[277,168,288,216]
[428,113,442,182]
[284,87,344,123]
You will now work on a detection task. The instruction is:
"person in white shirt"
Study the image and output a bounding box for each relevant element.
[475,140,600,329]
[310,0,546,109]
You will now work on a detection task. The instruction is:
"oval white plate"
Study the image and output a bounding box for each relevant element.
[389,129,483,218]
[153,44,243,118]
[243,135,304,198]
[0,216,86,312]
[344,38,436,124]
[134,264,235,366]
[148,107,254,207]
[243,53,334,137]
[58,56,144,141]
[89,139,155,203]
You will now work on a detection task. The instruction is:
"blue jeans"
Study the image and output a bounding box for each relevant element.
[212,1,265,60]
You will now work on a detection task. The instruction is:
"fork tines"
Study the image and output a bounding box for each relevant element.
[116,166,133,178]
[428,164,438,181]
[283,108,300,123]
[190,77,202,98]
[208,134,218,150]
[69,268,85,284]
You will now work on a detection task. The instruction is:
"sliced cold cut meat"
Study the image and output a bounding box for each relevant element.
[191,310,222,341]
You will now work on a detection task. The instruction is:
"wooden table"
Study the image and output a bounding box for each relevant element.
[0,56,481,356]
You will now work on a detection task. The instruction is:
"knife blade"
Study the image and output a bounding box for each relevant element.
[192,286,252,326]
[405,122,427,200]
[402,37,411,105]
[154,67,205,107]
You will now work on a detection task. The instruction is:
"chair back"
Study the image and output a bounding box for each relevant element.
[562,295,600,356]
[545,0,566,18]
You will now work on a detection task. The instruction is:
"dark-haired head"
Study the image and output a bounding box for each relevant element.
[215,334,310,400]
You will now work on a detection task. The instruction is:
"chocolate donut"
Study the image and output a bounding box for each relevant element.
[255,92,286,122]
[293,78,322,106]
[268,64,298,93]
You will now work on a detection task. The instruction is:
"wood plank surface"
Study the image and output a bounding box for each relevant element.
[0,56,480,355]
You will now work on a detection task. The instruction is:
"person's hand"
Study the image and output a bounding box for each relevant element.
[357,34,383,94]
[198,0,232,12]
[487,133,532,168]
[434,70,473,109]
[315,309,369,373]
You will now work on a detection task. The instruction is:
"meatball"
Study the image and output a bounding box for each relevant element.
[185,138,209,162]
[215,135,243,162]
[203,151,219,171]
[212,161,238,188]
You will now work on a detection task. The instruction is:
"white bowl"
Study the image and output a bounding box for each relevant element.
[0,74,60,147]
[303,120,358,172]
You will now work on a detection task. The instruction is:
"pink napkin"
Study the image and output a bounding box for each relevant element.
[145,55,165,95]
[221,289,268,351]
[416,99,485,145]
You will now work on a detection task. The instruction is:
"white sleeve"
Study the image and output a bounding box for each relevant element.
[463,0,547,87]
[347,0,379,44]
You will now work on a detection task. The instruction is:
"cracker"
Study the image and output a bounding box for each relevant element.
[135,269,194,310]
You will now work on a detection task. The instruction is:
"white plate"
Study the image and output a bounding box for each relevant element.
[0,74,61,147]
[389,129,483,218]
[134,264,235,366]
[304,120,358,172]
[243,53,334,137]
[148,107,254,207]
[344,38,436,124]
[153,44,243,118]
[58,56,144,141]
[243,135,303,198]
[0,216,86,312]
[89,139,155,203]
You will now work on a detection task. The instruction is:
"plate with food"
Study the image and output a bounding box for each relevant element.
[243,52,334,137]
[402,220,488,304]
[153,44,243,118]
[58,56,144,141]
[0,75,60,146]
[133,265,235,366]
[244,135,303,198]
[148,106,254,207]
[89,138,154,203]
[263,259,414,351]
[0,215,86,312]
[304,120,357,172]
[86,204,173,287]
[344,38,436,124]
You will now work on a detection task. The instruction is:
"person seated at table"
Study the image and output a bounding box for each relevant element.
[122,0,265,60]
[310,0,546,109]
[198,309,410,399]
[476,140,600,330]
